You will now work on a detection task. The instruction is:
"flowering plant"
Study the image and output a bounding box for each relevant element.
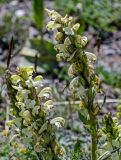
[6,66,65,160]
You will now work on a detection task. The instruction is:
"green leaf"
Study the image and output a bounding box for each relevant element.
[0,65,6,75]
[33,0,44,31]
[22,128,32,138]
[72,139,82,160]
[34,75,43,81]
[26,66,35,75]
[39,122,48,134]
[78,108,89,124]
[11,75,21,84]
[27,100,36,109]
[12,85,22,91]
[13,118,22,128]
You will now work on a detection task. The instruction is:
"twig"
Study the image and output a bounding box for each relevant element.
[5,36,14,132]
[96,37,101,53]
[7,36,14,69]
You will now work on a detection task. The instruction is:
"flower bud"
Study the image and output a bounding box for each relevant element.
[2,130,9,137]
[68,64,75,77]
[55,32,64,41]
[64,37,72,45]
[68,62,83,77]
[72,23,80,32]
[113,117,118,123]
[59,148,64,155]
[81,36,88,47]
[23,120,28,126]
[74,35,87,48]
[56,53,64,61]
[23,111,32,125]
[19,147,27,154]
[23,110,31,121]
[68,16,73,24]
[34,142,41,152]
[94,75,100,85]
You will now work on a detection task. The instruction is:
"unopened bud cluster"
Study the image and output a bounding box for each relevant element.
[46,8,100,121]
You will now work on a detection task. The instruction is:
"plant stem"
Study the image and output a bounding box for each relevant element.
[5,99,10,132]
[92,132,97,160]
[90,114,98,160]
